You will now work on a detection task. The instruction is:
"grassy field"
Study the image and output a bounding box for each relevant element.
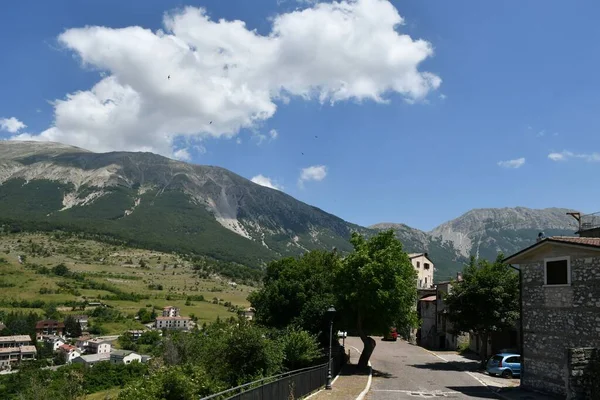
[0,232,255,334]
[85,388,120,400]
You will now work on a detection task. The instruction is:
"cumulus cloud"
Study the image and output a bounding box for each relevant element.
[548,150,600,162]
[173,148,191,161]
[15,0,439,156]
[0,117,27,133]
[269,129,278,140]
[498,158,525,169]
[299,165,327,186]
[251,174,283,190]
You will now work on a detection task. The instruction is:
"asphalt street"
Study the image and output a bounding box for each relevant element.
[344,337,500,399]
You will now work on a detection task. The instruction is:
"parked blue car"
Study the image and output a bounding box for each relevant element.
[486,353,521,378]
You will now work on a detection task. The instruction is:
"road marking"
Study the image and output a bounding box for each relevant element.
[348,345,373,400]
[465,371,488,387]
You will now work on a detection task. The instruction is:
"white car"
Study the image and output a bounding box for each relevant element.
[337,331,347,338]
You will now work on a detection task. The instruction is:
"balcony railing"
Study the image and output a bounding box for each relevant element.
[577,211,600,232]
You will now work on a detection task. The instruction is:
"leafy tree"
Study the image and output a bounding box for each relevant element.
[335,230,418,368]
[44,303,61,320]
[444,254,519,366]
[248,250,338,338]
[52,263,70,276]
[118,333,138,351]
[63,315,82,338]
[279,326,322,371]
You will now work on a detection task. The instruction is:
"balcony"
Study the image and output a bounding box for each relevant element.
[572,211,600,236]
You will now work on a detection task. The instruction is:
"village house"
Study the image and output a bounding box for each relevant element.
[35,320,64,340]
[75,335,92,350]
[418,295,437,347]
[155,316,191,330]
[85,338,112,354]
[242,307,255,321]
[504,212,600,398]
[127,330,146,341]
[73,315,89,331]
[162,306,180,317]
[58,344,81,364]
[0,335,36,369]
[409,253,435,289]
[110,350,142,365]
[72,353,110,366]
[42,335,65,352]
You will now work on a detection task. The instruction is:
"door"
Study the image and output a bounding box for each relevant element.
[505,356,521,374]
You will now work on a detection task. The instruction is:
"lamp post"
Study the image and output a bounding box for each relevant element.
[326,305,336,390]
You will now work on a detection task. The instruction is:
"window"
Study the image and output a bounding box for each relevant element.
[419,279,422,287]
[417,261,420,268]
[505,356,520,364]
[424,263,430,269]
[425,277,428,286]
[544,257,570,285]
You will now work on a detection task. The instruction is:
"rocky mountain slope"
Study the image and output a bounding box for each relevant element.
[371,207,579,280]
[0,141,582,280]
[0,141,367,268]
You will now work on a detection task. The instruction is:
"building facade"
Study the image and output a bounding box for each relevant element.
[504,234,600,397]
[155,316,190,330]
[0,335,36,369]
[162,306,180,317]
[110,350,142,365]
[35,320,64,340]
[85,338,111,354]
[409,253,434,289]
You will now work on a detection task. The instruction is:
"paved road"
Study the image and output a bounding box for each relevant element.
[345,337,499,399]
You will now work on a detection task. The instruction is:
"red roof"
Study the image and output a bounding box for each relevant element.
[35,320,65,329]
[59,344,76,352]
[419,295,437,302]
[549,236,600,247]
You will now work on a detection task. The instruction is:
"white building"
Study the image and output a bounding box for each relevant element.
[409,253,435,289]
[85,338,111,354]
[0,335,36,369]
[42,335,65,352]
[72,353,110,366]
[162,306,180,317]
[58,344,81,364]
[110,350,142,365]
[155,316,190,330]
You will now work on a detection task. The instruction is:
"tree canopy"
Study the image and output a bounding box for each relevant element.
[250,230,419,368]
[444,254,519,365]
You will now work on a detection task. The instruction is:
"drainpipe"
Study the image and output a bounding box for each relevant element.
[508,263,524,382]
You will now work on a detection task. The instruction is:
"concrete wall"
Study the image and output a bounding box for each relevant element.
[517,246,600,397]
[419,300,436,348]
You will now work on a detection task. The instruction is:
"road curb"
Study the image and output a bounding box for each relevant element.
[348,346,373,400]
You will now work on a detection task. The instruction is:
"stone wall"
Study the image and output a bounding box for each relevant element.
[520,250,600,397]
[567,348,600,400]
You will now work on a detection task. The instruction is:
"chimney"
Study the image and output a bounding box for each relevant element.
[456,272,463,282]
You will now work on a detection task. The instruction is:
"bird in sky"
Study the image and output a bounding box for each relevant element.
[168,75,171,79]
[209,121,213,124]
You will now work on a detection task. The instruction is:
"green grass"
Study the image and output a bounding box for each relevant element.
[0,232,253,331]
[85,388,121,400]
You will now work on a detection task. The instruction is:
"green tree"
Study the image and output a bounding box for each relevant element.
[444,254,519,366]
[63,315,82,338]
[335,230,418,368]
[248,250,338,337]
[52,263,70,276]
[279,326,322,371]
[44,303,61,320]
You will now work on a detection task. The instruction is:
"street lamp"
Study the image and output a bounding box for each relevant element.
[326,305,336,390]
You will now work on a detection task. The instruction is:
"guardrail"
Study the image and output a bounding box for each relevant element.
[200,346,346,400]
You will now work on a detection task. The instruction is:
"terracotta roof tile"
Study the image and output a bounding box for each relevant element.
[550,236,600,247]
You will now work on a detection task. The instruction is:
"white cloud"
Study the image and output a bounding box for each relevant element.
[497,158,525,169]
[439,93,446,100]
[548,150,600,163]
[236,138,242,145]
[536,129,545,137]
[173,148,191,161]
[269,129,278,140]
[0,117,27,133]
[251,174,283,190]
[298,165,327,186]
[15,0,439,155]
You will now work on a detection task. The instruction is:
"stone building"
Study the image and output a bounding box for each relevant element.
[504,233,600,397]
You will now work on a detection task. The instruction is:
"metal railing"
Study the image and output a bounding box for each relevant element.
[200,346,346,400]
[579,211,600,232]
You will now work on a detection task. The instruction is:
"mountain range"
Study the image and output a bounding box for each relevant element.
[0,141,580,281]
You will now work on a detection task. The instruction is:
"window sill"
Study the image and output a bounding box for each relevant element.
[542,284,571,287]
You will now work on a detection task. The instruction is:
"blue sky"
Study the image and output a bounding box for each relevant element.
[1,0,599,231]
